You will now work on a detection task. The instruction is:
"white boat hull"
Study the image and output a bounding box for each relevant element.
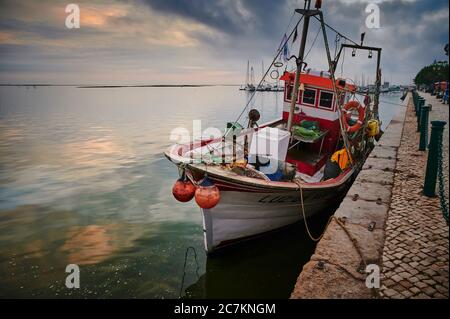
[201,186,348,253]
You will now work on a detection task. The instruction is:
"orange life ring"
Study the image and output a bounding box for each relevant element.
[342,101,365,133]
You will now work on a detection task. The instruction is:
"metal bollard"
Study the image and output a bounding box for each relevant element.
[416,99,425,132]
[413,94,418,114]
[416,97,424,117]
[419,105,431,151]
[423,121,447,197]
[413,93,418,111]
[414,96,419,116]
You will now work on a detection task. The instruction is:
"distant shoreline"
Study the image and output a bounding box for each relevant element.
[0,84,240,88]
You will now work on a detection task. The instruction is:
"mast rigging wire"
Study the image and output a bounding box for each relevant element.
[221,14,305,139]
[303,25,321,61]
[314,15,359,47]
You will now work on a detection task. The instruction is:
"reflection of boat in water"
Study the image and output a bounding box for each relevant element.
[166,1,383,254]
[182,210,334,298]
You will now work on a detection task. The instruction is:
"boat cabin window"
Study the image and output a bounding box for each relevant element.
[319,91,334,109]
[301,88,317,106]
[286,84,294,101]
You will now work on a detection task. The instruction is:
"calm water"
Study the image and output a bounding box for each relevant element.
[0,86,400,298]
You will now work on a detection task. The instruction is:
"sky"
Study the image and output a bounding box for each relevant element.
[0,0,448,85]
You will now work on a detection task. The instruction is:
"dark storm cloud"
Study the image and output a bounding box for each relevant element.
[140,0,448,52]
[139,0,448,78]
[140,0,290,36]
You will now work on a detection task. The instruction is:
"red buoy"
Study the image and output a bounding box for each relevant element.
[172,173,196,202]
[195,177,220,209]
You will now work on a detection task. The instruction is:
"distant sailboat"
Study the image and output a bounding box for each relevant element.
[239,61,256,91]
[257,61,272,91]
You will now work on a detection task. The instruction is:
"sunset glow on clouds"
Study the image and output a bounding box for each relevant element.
[0,0,448,85]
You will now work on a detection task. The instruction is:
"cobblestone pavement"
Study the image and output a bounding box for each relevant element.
[380,94,449,299]
[426,93,449,200]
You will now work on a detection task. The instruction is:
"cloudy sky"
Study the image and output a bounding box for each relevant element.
[0,0,448,85]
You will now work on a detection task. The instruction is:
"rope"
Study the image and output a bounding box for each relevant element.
[280,11,297,49]
[340,39,347,78]
[334,217,367,269]
[295,179,334,242]
[314,16,359,46]
[185,167,200,187]
[293,179,367,268]
[304,25,321,61]
[333,34,341,61]
[178,246,200,298]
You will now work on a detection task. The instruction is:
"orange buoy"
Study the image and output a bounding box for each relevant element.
[342,101,365,133]
[172,173,196,202]
[194,177,220,209]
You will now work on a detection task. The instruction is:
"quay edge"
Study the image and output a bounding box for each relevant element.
[290,92,410,299]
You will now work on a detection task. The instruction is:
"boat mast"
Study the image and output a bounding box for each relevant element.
[373,52,381,117]
[287,0,314,132]
[261,60,265,86]
[246,60,250,86]
[251,67,254,86]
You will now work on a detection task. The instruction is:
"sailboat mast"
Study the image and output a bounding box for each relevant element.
[287,0,313,132]
[246,60,250,85]
[262,60,264,78]
[251,67,254,86]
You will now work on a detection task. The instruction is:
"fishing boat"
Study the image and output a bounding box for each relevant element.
[165,0,383,254]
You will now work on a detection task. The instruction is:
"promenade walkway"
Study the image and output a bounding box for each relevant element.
[380,93,449,299]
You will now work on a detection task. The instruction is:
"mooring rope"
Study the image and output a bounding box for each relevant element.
[294,179,334,242]
[293,179,367,269]
[178,246,200,298]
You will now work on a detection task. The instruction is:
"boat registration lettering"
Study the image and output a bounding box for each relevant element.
[258,195,300,203]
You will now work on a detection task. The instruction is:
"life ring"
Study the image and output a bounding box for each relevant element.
[342,101,365,133]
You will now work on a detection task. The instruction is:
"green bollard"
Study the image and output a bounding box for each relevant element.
[416,97,424,117]
[419,105,431,151]
[413,94,418,113]
[414,96,420,115]
[423,121,447,197]
[416,100,424,132]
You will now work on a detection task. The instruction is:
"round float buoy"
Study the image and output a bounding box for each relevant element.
[194,176,220,209]
[342,101,365,133]
[172,172,196,203]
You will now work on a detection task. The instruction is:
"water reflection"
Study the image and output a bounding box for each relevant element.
[61,224,142,266]
[0,204,186,298]
[183,211,333,299]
